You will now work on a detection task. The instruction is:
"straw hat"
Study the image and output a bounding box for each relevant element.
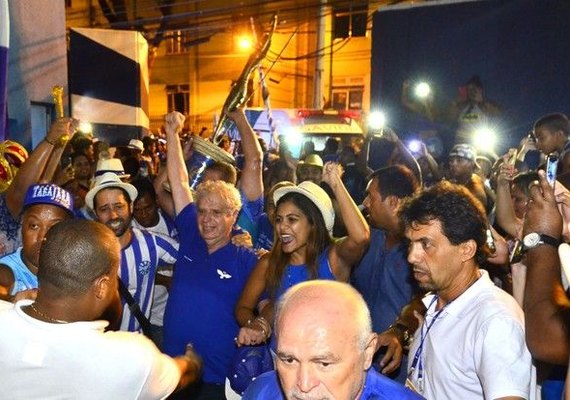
[274,180,335,234]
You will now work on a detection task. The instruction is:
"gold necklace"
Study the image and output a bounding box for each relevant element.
[29,303,69,324]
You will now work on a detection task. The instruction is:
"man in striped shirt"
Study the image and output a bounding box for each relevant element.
[86,172,178,333]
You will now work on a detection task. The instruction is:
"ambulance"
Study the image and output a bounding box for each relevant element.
[238,108,365,158]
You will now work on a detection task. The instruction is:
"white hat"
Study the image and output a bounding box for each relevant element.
[85,172,138,210]
[94,158,130,179]
[273,181,335,234]
[127,139,144,152]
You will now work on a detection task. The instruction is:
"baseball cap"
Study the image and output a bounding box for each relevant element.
[85,172,138,210]
[274,180,335,234]
[23,183,74,215]
[228,345,273,395]
[449,144,480,168]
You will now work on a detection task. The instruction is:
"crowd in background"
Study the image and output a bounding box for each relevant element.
[0,101,568,400]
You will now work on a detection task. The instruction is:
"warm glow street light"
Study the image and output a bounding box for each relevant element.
[237,35,254,52]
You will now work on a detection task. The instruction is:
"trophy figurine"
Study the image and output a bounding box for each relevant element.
[211,14,278,144]
[51,85,70,147]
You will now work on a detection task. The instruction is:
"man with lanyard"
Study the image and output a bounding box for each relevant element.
[400,181,531,399]
[85,172,178,333]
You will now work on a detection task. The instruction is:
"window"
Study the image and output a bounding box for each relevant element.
[333,5,368,39]
[166,30,191,55]
[332,87,364,110]
[166,84,190,114]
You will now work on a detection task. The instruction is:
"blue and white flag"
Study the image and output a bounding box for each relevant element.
[0,0,9,141]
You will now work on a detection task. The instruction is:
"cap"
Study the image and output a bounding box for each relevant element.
[94,158,130,179]
[449,144,480,167]
[127,139,144,152]
[85,172,138,210]
[228,345,273,395]
[274,180,335,234]
[297,154,324,169]
[23,183,74,215]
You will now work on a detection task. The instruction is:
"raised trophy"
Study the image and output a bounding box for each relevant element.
[211,13,277,144]
[182,14,277,190]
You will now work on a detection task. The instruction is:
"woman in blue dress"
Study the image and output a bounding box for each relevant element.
[235,161,370,346]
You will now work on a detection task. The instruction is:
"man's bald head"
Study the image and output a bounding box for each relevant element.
[275,280,372,349]
[274,281,377,400]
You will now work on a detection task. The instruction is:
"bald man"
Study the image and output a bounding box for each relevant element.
[243,280,421,400]
[0,220,201,399]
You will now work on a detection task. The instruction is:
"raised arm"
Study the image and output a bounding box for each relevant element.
[164,112,193,215]
[383,128,423,186]
[523,170,569,364]
[324,162,370,282]
[228,108,263,201]
[5,118,75,217]
[494,161,522,238]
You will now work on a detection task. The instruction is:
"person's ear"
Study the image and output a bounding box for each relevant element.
[363,333,378,370]
[94,274,111,300]
[460,239,477,262]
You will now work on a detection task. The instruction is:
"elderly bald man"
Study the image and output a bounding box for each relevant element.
[243,280,422,400]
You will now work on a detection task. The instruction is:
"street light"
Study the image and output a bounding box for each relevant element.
[368,111,386,131]
[236,35,254,52]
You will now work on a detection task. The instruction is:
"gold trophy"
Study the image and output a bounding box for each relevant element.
[211,14,277,144]
[51,85,70,147]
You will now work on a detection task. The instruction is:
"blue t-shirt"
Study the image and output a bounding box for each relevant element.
[163,203,258,384]
[237,192,264,243]
[0,248,36,295]
[350,229,417,383]
[254,213,273,251]
[242,368,424,400]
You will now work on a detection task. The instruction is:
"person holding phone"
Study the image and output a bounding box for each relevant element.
[448,75,501,144]
[533,112,570,175]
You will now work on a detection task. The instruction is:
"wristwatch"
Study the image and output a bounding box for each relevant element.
[389,323,412,348]
[522,232,560,252]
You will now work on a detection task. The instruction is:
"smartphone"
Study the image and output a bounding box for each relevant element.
[546,153,559,187]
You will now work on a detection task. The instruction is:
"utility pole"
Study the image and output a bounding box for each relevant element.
[313,0,327,109]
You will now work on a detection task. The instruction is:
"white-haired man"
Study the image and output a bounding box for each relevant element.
[243,280,422,399]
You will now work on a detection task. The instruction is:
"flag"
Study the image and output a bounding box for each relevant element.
[0,0,9,141]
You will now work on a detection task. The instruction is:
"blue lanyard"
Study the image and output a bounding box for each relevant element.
[409,295,447,390]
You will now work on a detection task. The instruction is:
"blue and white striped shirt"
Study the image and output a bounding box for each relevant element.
[119,228,178,332]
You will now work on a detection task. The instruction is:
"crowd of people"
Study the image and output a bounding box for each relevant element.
[0,104,568,400]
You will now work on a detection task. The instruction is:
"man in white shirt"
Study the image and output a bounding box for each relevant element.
[0,219,201,399]
[400,181,532,400]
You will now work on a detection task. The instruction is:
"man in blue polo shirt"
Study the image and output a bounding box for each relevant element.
[350,165,421,383]
[242,281,422,400]
[163,111,258,399]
